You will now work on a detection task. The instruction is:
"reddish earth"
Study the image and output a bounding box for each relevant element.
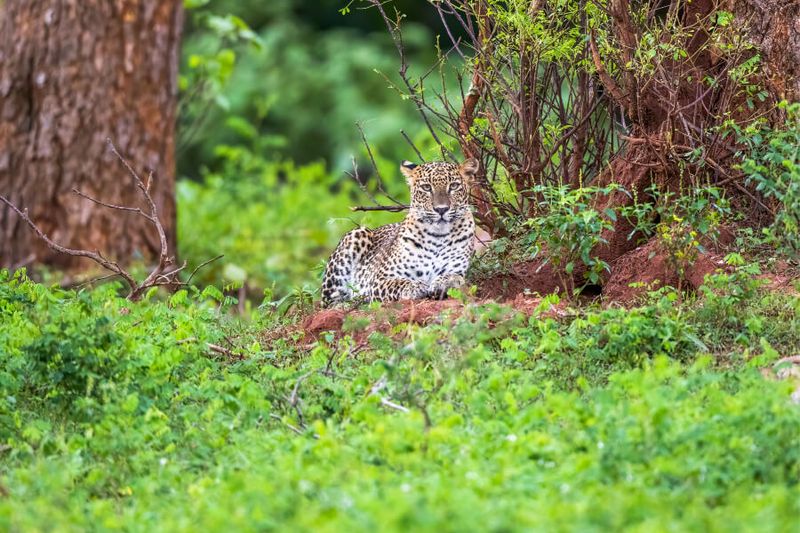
[299,296,567,344]
[301,299,459,343]
[474,260,585,301]
[602,240,728,303]
[756,260,800,292]
[474,226,746,304]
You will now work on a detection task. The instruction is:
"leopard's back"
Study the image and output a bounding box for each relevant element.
[320,223,401,306]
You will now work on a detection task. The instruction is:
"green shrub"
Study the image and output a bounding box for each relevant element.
[740,101,800,260]
[691,255,800,353]
[0,270,223,439]
[524,184,618,297]
[620,184,731,293]
[179,0,441,174]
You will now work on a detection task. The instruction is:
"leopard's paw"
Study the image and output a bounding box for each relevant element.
[429,274,466,299]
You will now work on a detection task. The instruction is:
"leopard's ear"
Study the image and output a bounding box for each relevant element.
[400,160,418,184]
[459,158,479,184]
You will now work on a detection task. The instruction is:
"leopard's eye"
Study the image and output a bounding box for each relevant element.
[449,182,462,192]
[420,184,433,193]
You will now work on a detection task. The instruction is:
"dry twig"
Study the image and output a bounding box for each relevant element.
[350,204,409,213]
[346,124,411,213]
[368,375,411,413]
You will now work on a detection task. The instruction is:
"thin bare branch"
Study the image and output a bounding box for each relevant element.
[350,204,409,213]
[185,255,224,285]
[589,30,631,114]
[72,188,153,220]
[0,194,138,292]
[400,129,425,162]
[346,156,383,207]
[355,122,405,206]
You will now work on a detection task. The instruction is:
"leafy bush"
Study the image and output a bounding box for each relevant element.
[524,185,618,297]
[740,101,800,260]
[0,271,222,424]
[620,184,731,291]
[654,187,730,287]
[179,0,441,175]
[691,254,800,353]
[179,5,264,129]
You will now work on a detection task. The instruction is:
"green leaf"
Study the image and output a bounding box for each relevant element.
[716,11,734,27]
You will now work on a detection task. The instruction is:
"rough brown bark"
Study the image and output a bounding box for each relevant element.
[728,0,800,102]
[457,0,497,233]
[0,0,183,270]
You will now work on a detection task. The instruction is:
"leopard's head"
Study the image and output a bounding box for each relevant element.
[400,159,479,224]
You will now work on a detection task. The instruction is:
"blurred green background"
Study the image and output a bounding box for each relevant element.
[177,0,458,298]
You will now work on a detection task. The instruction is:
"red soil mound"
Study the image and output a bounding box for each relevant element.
[602,240,727,303]
[300,296,565,344]
[474,260,584,301]
[300,299,463,343]
[474,230,741,305]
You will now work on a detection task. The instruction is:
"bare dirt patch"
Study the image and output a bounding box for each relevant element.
[474,260,585,301]
[755,259,800,293]
[471,227,760,306]
[299,299,464,344]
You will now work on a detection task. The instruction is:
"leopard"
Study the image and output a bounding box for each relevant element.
[321,158,479,306]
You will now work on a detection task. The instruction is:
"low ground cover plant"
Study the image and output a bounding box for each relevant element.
[3,0,800,530]
[178,158,401,300]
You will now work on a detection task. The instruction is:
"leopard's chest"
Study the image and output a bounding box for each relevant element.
[385,218,474,282]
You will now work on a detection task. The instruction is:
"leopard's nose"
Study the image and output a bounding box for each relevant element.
[434,205,450,216]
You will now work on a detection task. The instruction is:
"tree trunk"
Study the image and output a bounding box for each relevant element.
[0,0,183,270]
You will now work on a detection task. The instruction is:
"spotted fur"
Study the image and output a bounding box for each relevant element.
[321,159,479,306]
